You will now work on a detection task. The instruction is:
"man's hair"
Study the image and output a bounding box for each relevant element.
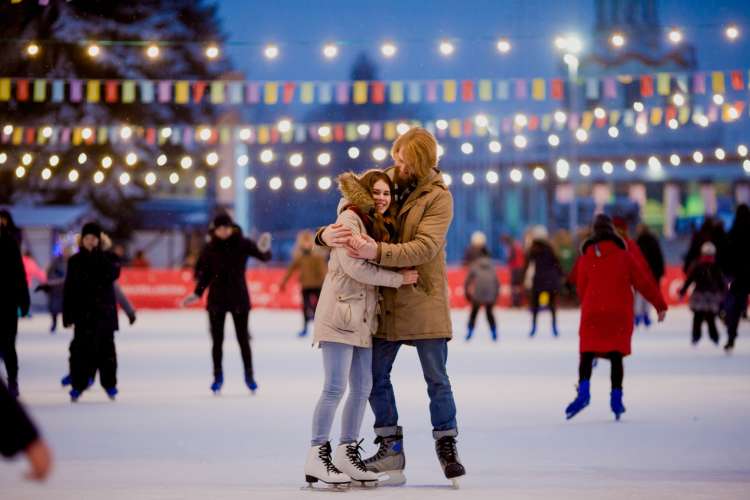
[391,127,438,179]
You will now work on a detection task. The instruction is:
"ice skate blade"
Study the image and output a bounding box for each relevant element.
[450,478,460,489]
[301,476,350,492]
[375,470,406,486]
[351,480,378,488]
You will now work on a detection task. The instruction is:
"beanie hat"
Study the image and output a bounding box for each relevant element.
[81,222,102,239]
[212,213,234,229]
[593,214,615,234]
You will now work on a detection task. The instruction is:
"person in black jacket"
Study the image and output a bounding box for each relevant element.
[723,204,750,352]
[0,378,53,481]
[63,222,122,402]
[679,242,726,345]
[523,226,563,337]
[0,214,30,398]
[635,224,666,326]
[182,213,272,394]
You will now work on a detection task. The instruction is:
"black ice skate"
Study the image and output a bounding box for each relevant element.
[435,436,465,489]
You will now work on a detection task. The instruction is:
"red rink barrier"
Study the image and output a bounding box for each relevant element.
[119,266,690,310]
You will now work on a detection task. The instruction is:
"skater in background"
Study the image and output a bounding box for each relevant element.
[0,215,30,398]
[22,250,47,294]
[566,215,667,421]
[304,170,416,489]
[523,225,563,337]
[0,378,53,481]
[321,128,466,486]
[280,230,327,338]
[182,214,272,394]
[723,204,750,352]
[130,250,151,269]
[42,246,70,333]
[62,222,122,402]
[635,224,666,327]
[501,234,525,308]
[462,231,487,266]
[613,216,656,328]
[0,209,23,247]
[679,242,726,346]
[464,246,500,341]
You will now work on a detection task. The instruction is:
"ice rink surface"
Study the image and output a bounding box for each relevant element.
[2,307,749,499]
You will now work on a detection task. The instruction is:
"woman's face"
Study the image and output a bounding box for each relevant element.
[372,179,392,214]
[214,226,233,240]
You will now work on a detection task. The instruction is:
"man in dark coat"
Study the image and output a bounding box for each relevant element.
[635,224,666,326]
[0,213,30,398]
[183,213,272,394]
[523,226,563,338]
[63,222,121,402]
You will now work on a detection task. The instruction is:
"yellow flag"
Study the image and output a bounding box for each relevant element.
[264,82,278,104]
[711,72,726,94]
[353,81,368,104]
[650,107,663,125]
[532,79,546,100]
[581,111,594,130]
[657,73,671,96]
[33,79,46,102]
[0,79,10,101]
[72,128,82,146]
[678,106,690,124]
[443,80,457,102]
[609,110,621,126]
[86,80,100,102]
[384,122,397,140]
[210,81,225,104]
[12,127,22,145]
[300,83,314,104]
[257,126,270,145]
[175,81,189,104]
[449,119,461,138]
[389,82,404,104]
[478,80,492,101]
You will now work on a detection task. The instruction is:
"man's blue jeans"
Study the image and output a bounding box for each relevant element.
[369,337,458,439]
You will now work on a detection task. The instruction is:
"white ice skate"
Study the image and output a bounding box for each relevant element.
[333,441,379,488]
[303,442,351,491]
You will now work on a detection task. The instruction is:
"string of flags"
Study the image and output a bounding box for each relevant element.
[0,100,746,149]
[0,69,747,106]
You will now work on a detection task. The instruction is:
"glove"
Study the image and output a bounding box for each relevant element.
[257,232,272,253]
[127,312,137,325]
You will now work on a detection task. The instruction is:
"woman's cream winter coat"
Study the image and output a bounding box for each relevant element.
[313,174,404,348]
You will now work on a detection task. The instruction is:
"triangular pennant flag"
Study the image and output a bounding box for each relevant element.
[282,82,296,104]
[730,71,744,91]
[17,79,29,101]
[211,81,225,104]
[603,77,617,98]
[33,79,46,102]
[318,83,333,104]
[650,107,663,126]
[692,72,706,94]
[300,82,314,104]
[478,80,492,101]
[70,79,83,102]
[656,73,671,95]
[496,80,509,100]
[407,81,421,103]
[514,79,527,99]
[442,80,457,103]
[585,78,599,99]
[531,79,545,100]
[229,82,243,104]
[158,81,172,103]
[246,82,260,103]
[449,119,461,138]
[384,122,397,140]
[175,81,189,104]
[105,80,118,103]
[711,72,726,94]
[372,82,385,104]
[122,81,135,103]
[389,81,404,104]
[353,81,368,104]
[460,80,475,102]
[86,80,100,102]
[264,82,278,104]
[551,78,564,100]
[640,75,654,97]
[335,82,349,104]
[0,79,12,101]
[425,81,438,102]
[140,81,154,103]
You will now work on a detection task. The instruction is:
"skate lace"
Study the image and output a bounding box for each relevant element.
[319,443,342,475]
[436,437,457,462]
[371,436,388,460]
[346,439,368,472]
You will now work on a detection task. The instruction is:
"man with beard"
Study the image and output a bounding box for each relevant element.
[318,127,465,487]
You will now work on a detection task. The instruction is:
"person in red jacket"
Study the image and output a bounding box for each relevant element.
[566,214,668,420]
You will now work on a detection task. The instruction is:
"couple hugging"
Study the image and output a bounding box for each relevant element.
[303,127,465,489]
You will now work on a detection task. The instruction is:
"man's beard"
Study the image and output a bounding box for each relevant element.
[393,166,417,187]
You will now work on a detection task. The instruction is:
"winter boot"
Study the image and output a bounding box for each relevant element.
[565,380,591,420]
[490,326,498,342]
[528,325,537,338]
[333,440,378,487]
[634,314,642,327]
[642,314,652,328]
[435,435,466,487]
[60,374,71,387]
[297,322,309,338]
[245,375,258,393]
[210,373,223,394]
[464,327,474,341]
[610,388,626,420]
[363,426,406,486]
[70,388,82,402]
[304,442,351,489]
[724,337,735,353]
[105,387,118,401]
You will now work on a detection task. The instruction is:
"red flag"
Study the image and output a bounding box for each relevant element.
[731,71,744,91]
[145,127,156,145]
[105,80,119,103]
[372,82,385,104]
[192,81,207,103]
[16,79,29,101]
[461,80,475,102]
[270,128,279,144]
[24,127,35,144]
[665,106,677,122]
[528,115,540,131]
[640,76,654,97]
[551,79,564,100]
[334,125,345,142]
[282,82,296,103]
[463,118,473,137]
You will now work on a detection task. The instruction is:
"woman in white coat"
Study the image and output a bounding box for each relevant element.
[304,170,417,489]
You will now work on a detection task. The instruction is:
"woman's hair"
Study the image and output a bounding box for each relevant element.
[357,170,396,243]
[390,127,438,180]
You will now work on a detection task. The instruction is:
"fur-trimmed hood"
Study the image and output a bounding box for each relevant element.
[336,171,377,215]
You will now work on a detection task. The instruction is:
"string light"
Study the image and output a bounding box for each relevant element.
[625,159,637,171]
[437,144,445,157]
[322,43,339,59]
[608,126,619,138]
[693,151,704,163]
[239,128,252,141]
[668,28,683,44]
[442,173,452,186]
[41,168,52,180]
[15,166,25,178]
[514,113,528,128]
[48,154,59,167]
[21,153,32,165]
[0,153,6,165]
[26,42,40,57]
[157,154,168,166]
[435,119,449,131]
[554,111,567,124]
[120,126,133,140]
[461,172,475,185]
[509,168,523,183]
[513,134,527,149]
[3,125,12,135]
[396,122,410,135]
[77,153,87,164]
[347,147,360,159]
[738,145,748,157]
[579,163,591,177]
[259,149,274,164]
[169,173,180,185]
[206,151,219,166]
[264,44,279,60]
[181,155,193,169]
[317,176,332,190]
[372,147,387,162]
[728,107,740,121]
[725,24,740,41]
[294,176,308,191]
[81,128,93,140]
[125,152,137,166]
[556,159,570,179]
[68,169,79,183]
[145,172,157,186]
[648,156,662,170]
[269,176,282,190]
[713,94,725,105]
[161,127,172,139]
[594,107,606,119]
[633,101,644,112]
[219,176,232,189]
[533,167,546,181]
[42,126,53,138]
[670,154,681,166]
[488,140,502,153]
[575,128,588,142]
[195,175,207,189]
[380,42,397,58]
[199,127,212,141]
[672,93,686,107]
[119,172,131,186]
[289,152,303,167]
[236,154,249,167]
[486,170,500,184]
[317,125,332,138]
[610,32,626,48]
[715,148,726,160]
[357,123,370,136]
[101,156,113,169]
[277,119,292,133]
[244,176,257,190]
[548,134,560,147]
[635,122,648,135]
[668,118,679,129]
[474,114,489,128]
[438,40,455,56]
[461,142,474,155]
[93,171,105,184]
[496,38,511,54]
[146,44,160,59]
[744,159,750,173]
[205,44,220,59]
[602,161,614,174]
[87,43,101,58]
[317,152,331,166]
